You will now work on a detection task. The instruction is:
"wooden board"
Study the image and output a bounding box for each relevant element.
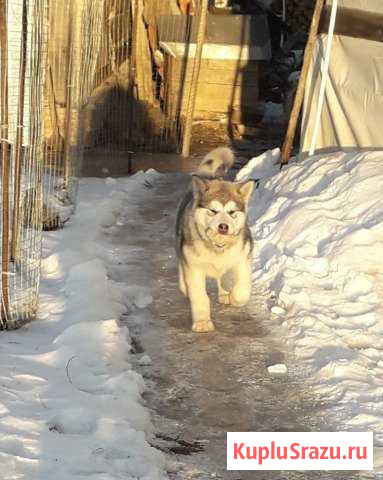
[163,53,259,120]
[157,13,271,54]
[170,59,259,86]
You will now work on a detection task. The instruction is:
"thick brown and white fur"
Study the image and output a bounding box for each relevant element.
[176,147,254,333]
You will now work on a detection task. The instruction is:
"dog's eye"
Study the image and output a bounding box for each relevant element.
[209,209,218,215]
[229,210,237,217]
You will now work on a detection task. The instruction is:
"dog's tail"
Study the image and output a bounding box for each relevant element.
[196,146,234,179]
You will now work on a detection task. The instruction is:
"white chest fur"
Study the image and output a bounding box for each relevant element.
[183,238,250,279]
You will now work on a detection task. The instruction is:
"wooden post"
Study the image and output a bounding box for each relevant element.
[128,0,154,105]
[46,65,64,151]
[280,0,326,165]
[63,7,74,188]
[126,0,139,149]
[181,0,209,158]
[11,0,28,261]
[0,0,10,326]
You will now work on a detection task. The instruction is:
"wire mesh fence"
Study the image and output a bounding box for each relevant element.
[1,0,249,328]
[0,0,47,328]
[83,0,208,155]
[42,0,103,229]
[0,0,103,328]
[81,0,270,159]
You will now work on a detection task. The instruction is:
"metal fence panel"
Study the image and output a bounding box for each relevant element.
[0,0,47,328]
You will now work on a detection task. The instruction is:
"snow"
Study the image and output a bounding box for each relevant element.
[0,174,167,479]
[271,305,286,316]
[3,147,383,477]
[267,363,288,375]
[124,286,153,310]
[238,149,383,473]
[236,147,280,182]
[138,355,152,367]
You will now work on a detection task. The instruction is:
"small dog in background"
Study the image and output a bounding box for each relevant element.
[176,147,254,332]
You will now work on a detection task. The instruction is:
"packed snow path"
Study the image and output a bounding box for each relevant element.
[108,171,364,480]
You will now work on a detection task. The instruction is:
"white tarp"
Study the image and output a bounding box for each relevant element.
[301,0,383,153]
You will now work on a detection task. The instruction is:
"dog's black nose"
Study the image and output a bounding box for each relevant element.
[218,223,229,234]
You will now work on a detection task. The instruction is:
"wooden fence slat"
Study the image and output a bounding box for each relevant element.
[0,0,10,326]
[281,0,326,165]
[181,0,209,158]
[11,0,28,261]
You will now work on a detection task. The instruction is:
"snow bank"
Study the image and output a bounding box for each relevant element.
[0,175,167,479]
[238,150,383,471]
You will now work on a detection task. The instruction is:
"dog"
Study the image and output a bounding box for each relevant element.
[176,147,254,333]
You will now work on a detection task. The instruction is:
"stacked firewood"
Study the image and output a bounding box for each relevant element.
[286,0,315,35]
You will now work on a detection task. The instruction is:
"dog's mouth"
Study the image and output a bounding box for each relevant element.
[206,228,236,249]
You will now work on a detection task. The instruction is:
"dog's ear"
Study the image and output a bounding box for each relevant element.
[191,175,210,196]
[237,180,254,203]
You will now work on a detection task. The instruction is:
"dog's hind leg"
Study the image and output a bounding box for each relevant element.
[179,262,187,297]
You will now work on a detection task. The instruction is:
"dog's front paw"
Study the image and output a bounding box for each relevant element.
[192,319,215,333]
[230,290,250,307]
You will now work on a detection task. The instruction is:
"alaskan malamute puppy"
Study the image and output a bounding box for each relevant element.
[176,147,254,332]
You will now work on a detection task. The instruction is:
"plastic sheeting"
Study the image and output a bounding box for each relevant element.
[301,0,383,154]
[328,0,383,11]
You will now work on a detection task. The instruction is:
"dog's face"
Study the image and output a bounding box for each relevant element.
[192,177,254,246]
